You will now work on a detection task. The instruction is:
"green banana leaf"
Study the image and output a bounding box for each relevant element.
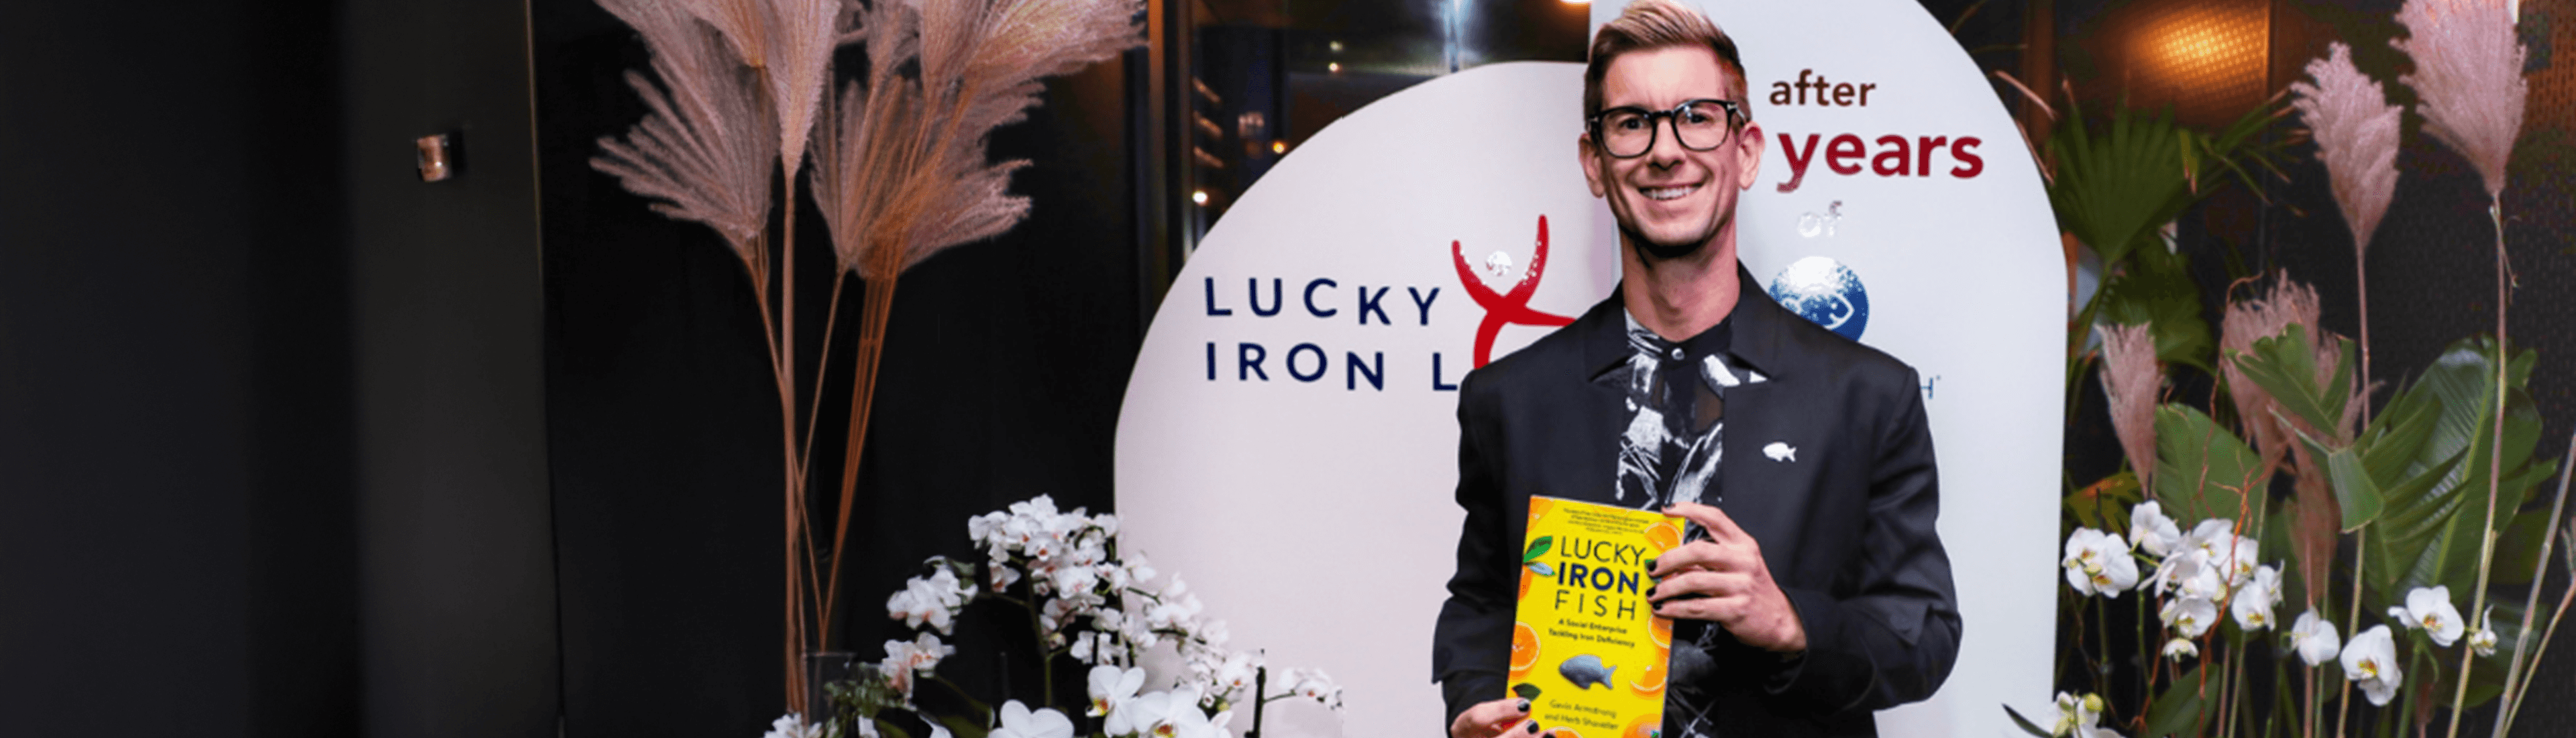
[2363,339,2553,599]
[2145,662,2216,738]
[2153,404,2262,525]
[2230,324,2357,443]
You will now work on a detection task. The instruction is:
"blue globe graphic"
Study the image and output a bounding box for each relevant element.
[1767,256,1868,341]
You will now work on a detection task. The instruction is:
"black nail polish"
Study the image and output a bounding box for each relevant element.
[1526,722,1540,734]
[1648,556,1661,571]
[1517,699,1531,713]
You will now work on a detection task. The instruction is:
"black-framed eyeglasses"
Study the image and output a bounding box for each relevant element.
[1587,99,1743,158]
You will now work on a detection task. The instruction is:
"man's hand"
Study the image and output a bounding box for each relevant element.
[1450,698,1557,738]
[1648,501,1807,652]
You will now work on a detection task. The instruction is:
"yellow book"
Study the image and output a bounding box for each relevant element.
[1508,496,1682,738]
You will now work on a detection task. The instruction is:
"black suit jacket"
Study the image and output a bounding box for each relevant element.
[1432,265,1960,737]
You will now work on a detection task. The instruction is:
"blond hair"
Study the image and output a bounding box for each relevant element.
[1583,0,1750,121]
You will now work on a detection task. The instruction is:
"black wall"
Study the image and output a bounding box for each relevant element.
[3,0,557,735]
[1,1,358,736]
[342,0,561,736]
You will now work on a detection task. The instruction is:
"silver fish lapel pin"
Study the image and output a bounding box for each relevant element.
[1763,441,1796,462]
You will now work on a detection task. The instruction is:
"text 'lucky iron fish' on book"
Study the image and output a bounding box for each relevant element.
[1509,495,1682,738]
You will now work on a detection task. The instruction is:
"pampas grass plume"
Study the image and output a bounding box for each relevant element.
[2220,278,2322,472]
[2393,0,2528,197]
[814,0,1144,279]
[591,0,781,263]
[684,0,841,170]
[2097,323,2162,489]
[2291,43,2402,254]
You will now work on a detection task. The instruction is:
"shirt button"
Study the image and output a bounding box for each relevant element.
[1669,348,1684,360]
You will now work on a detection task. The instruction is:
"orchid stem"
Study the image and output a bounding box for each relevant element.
[2493,432,2574,738]
[2339,524,2367,738]
[2500,572,2573,734]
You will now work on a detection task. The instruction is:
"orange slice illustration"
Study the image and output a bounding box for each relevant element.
[1626,660,1666,696]
[1519,568,1534,599]
[1647,616,1672,648]
[1527,497,1554,527]
[1509,622,1540,677]
[1550,729,1583,738]
[1642,521,1682,554]
[1620,713,1662,738]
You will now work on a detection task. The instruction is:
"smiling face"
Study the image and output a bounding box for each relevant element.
[1579,46,1764,262]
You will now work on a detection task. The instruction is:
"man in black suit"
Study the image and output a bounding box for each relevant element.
[1434,2,1959,737]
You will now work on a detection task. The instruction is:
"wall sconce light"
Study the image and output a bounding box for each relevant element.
[416,132,459,182]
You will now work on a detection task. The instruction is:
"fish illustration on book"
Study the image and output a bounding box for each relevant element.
[1558,653,1617,690]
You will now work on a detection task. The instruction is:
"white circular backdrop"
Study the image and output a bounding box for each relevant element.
[1117,3,2063,735]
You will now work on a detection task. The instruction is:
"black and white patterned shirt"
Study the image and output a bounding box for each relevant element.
[1607,311,1766,738]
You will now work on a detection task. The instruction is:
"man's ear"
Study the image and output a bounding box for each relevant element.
[1734,120,1766,191]
[1577,134,1607,198]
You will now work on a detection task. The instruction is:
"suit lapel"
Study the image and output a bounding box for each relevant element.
[1564,296,1637,509]
[1717,378,1784,539]
[1715,264,1799,562]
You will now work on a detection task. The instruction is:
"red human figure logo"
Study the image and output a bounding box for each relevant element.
[1451,215,1575,368]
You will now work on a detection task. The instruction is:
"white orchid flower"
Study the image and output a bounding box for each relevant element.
[2130,501,2182,558]
[2184,519,2233,558]
[2467,606,2500,656]
[990,700,1075,738]
[2400,586,2466,646]
[2343,625,2404,705]
[926,724,953,738]
[2231,565,2282,631]
[2149,551,2191,596]
[2149,537,2228,602]
[2163,637,2199,660]
[969,511,1005,547]
[888,567,974,634]
[877,632,955,700]
[1210,650,1261,702]
[2190,519,2259,585]
[1203,708,1238,738]
[2288,609,2342,666]
[1283,668,1346,710]
[1052,564,1101,598]
[878,649,917,698]
[762,713,827,738]
[2180,564,2227,603]
[2048,692,2105,735]
[2163,596,2219,638]
[1089,665,1146,733]
[900,632,953,674]
[2062,528,2140,596]
[1125,687,1206,738]
[2222,537,2260,586]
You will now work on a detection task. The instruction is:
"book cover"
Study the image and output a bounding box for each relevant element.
[1509,495,1683,738]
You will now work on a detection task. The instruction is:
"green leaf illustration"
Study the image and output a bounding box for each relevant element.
[1527,562,1555,578]
[1512,683,1542,701]
[1523,536,1554,563]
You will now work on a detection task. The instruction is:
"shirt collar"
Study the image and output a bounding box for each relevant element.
[1621,311,1733,364]
[1584,262,1788,380]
